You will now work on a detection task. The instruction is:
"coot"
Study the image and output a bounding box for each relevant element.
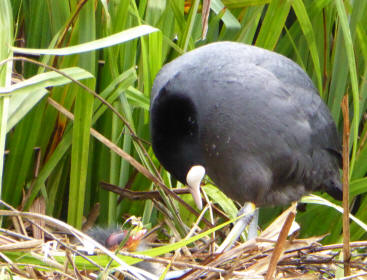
[150,42,342,210]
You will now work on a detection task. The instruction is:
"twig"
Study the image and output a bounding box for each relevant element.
[341,94,351,276]
[101,181,229,228]
[265,203,296,280]
[101,181,191,200]
[284,240,367,254]
[338,272,367,280]
[201,0,210,39]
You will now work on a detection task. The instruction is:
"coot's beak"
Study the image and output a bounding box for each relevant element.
[186,165,206,210]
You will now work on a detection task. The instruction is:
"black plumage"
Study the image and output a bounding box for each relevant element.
[150,42,342,208]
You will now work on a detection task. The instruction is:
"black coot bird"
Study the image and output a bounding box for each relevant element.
[150,42,342,210]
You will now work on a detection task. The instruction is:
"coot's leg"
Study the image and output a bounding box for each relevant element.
[216,202,257,253]
[248,208,259,240]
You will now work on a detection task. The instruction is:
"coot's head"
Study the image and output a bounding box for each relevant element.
[150,86,206,209]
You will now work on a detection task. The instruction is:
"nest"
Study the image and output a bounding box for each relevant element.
[0,203,366,280]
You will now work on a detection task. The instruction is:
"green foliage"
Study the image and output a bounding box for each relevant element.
[0,0,366,244]
[0,0,13,198]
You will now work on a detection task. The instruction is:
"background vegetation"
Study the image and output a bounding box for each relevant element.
[1,0,367,248]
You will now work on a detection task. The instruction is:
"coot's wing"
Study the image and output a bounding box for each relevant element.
[256,52,342,161]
